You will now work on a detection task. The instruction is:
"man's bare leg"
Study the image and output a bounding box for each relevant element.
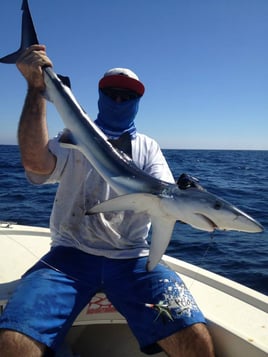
[0,329,46,357]
[158,323,215,357]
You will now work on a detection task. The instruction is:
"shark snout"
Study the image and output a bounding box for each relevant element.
[202,202,264,233]
[229,210,264,233]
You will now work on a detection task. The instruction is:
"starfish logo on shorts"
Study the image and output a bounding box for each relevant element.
[145,279,200,322]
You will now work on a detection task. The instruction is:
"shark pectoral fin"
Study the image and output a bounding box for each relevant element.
[59,129,78,148]
[146,217,176,272]
[88,193,159,214]
[89,194,176,271]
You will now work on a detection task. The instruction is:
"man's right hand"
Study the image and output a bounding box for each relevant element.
[16,44,53,90]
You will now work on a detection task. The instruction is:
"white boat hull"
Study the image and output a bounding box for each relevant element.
[0,223,267,356]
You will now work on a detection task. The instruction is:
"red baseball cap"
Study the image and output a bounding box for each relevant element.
[99,68,145,96]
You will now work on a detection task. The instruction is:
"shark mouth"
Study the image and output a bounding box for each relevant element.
[195,213,218,231]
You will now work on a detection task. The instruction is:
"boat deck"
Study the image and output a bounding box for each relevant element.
[0,223,267,356]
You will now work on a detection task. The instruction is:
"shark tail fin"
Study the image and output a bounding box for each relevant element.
[0,1,71,90]
[0,0,39,64]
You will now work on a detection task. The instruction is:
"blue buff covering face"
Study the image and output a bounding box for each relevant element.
[95,90,140,139]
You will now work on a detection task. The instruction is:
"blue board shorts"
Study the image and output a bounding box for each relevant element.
[0,246,206,354]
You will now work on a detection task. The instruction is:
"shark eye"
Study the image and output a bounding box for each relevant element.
[214,201,222,210]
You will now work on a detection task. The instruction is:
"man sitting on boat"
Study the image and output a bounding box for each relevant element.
[0,44,215,357]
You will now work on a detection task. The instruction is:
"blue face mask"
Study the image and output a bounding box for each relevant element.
[95,90,140,139]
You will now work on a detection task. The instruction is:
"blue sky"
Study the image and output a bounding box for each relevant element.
[0,0,267,149]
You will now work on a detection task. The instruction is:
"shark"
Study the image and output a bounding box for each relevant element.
[0,0,263,271]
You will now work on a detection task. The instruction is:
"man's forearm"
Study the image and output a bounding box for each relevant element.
[18,87,56,174]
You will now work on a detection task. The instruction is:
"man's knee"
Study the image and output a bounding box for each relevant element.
[0,329,46,357]
[158,323,215,357]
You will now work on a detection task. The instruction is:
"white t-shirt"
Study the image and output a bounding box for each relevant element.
[27,132,175,259]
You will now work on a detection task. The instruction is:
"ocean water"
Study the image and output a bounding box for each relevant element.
[0,145,267,295]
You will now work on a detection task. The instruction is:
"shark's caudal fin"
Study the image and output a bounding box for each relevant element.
[0,0,38,64]
[0,0,71,89]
